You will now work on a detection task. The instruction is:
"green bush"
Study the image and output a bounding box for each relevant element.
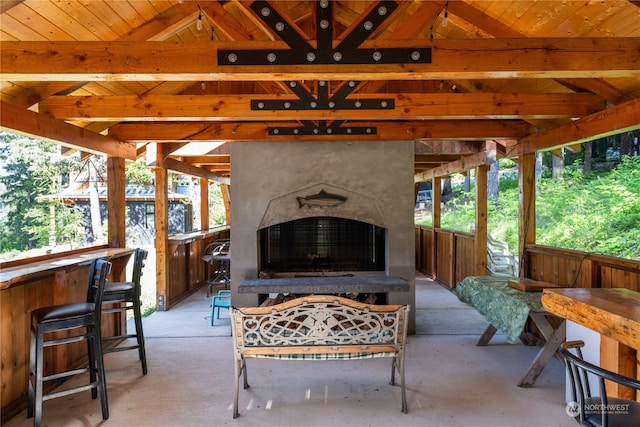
[417,156,640,261]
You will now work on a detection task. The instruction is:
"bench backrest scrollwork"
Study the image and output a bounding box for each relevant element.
[231,295,409,353]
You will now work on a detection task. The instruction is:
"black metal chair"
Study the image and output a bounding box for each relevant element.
[28,258,111,427]
[102,248,149,375]
[561,340,640,427]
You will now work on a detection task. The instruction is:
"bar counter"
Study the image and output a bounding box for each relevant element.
[0,246,133,423]
[542,287,640,401]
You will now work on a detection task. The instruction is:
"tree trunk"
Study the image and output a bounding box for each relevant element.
[87,159,103,242]
[535,152,543,194]
[89,179,102,242]
[552,149,565,179]
[620,131,633,157]
[488,160,499,203]
[442,177,452,196]
[584,142,592,174]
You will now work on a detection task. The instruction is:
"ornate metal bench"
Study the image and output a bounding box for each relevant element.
[230,295,410,418]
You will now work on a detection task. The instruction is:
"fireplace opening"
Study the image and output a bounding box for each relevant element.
[258,216,386,274]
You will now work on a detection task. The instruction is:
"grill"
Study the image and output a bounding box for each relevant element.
[259,217,385,273]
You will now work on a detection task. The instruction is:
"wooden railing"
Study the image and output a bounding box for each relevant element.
[524,244,640,290]
[415,226,476,288]
[416,226,640,291]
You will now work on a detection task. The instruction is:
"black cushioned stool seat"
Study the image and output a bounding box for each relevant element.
[28,258,111,427]
[102,248,149,375]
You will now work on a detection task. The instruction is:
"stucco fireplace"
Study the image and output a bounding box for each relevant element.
[230,140,416,332]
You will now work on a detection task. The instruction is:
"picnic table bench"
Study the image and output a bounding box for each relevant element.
[230,295,410,418]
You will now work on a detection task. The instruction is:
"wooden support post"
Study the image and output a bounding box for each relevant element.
[475,165,488,276]
[518,153,537,277]
[200,177,209,231]
[221,183,231,225]
[431,177,441,280]
[152,144,169,311]
[107,157,126,248]
[600,335,638,400]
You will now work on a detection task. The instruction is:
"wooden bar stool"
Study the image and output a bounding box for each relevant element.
[102,248,149,375]
[28,258,111,427]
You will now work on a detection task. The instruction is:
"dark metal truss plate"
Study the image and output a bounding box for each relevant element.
[217,0,432,66]
[269,120,376,136]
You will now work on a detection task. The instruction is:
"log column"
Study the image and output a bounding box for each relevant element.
[518,153,536,277]
[475,165,488,276]
[107,157,126,248]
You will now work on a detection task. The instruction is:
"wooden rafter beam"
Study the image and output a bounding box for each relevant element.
[2,39,639,81]
[39,93,603,121]
[0,101,136,160]
[108,120,532,142]
[414,150,491,182]
[513,97,640,156]
[176,155,230,165]
[161,157,230,184]
[414,140,481,155]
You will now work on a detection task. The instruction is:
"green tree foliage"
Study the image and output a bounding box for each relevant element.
[209,182,227,226]
[0,133,83,252]
[537,155,640,259]
[416,155,640,261]
[125,159,155,185]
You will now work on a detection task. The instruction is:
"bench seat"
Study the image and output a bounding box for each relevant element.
[230,295,410,418]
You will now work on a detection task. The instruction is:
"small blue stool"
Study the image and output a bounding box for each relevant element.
[211,290,231,326]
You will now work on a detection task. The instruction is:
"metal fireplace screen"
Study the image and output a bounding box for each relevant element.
[259,217,385,273]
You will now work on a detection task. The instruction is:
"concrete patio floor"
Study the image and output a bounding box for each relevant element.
[5,272,576,427]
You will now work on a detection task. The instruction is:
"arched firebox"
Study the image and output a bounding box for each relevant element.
[258,216,386,274]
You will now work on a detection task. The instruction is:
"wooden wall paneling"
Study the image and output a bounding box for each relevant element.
[420,227,433,274]
[600,265,613,288]
[454,234,474,285]
[580,256,595,288]
[561,256,579,287]
[194,239,206,287]
[435,229,454,288]
[1,285,26,410]
[425,229,434,274]
[167,244,186,308]
[449,231,456,287]
[529,251,542,280]
[426,228,434,275]
[188,242,199,291]
[414,227,422,270]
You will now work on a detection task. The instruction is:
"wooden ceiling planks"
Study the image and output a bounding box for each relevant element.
[0,0,638,179]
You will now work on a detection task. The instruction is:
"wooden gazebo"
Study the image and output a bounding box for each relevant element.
[1,1,640,421]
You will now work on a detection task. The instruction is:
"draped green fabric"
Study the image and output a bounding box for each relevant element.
[457,276,544,344]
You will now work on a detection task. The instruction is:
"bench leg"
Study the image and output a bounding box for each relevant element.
[390,356,396,385]
[390,356,408,414]
[233,358,241,418]
[233,358,249,418]
[242,359,249,390]
[398,357,408,414]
